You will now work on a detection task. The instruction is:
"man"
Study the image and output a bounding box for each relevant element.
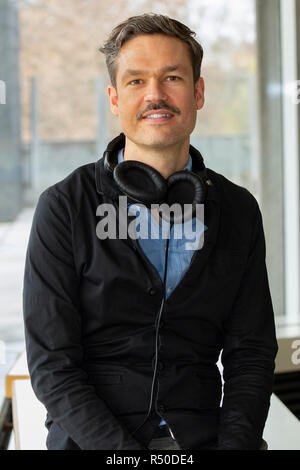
[23,13,278,450]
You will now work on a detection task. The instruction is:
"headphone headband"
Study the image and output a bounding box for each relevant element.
[104,133,209,183]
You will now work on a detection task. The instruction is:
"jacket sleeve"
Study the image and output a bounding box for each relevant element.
[217,197,278,450]
[23,187,144,450]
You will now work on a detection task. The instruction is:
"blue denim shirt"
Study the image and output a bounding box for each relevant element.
[117,148,207,426]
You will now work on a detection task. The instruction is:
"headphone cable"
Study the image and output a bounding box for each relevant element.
[132,221,171,437]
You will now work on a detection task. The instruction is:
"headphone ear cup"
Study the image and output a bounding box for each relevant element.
[162,171,207,223]
[113,160,167,205]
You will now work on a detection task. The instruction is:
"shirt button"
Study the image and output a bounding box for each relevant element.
[157,404,166,413]
[148,287,156,296]
[157,361,164,371]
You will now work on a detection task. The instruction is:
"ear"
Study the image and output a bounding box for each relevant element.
[107,84,119,116]
[195,77,205,110]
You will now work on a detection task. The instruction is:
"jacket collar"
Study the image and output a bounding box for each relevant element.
[95,133,220,203]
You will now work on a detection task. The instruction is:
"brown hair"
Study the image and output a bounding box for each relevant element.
[99,13,203,89]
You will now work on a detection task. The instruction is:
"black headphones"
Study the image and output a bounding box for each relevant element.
[103,133,210,223]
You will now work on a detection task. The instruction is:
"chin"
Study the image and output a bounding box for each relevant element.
[139,131,186,149]
[143,139,177,150]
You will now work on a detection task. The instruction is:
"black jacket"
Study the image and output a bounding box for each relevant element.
[23,134,278,450]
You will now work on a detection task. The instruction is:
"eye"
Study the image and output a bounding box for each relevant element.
[166,75,181,81]
[129,79,143,86]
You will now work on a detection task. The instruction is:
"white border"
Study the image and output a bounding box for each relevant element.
[280,0,300,324]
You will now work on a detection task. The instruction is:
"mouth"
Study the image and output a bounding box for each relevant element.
[141,110,175,123]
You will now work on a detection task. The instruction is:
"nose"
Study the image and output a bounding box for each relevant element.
[144,79,168,103]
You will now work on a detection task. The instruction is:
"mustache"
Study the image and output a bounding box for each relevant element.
[137,101,181,120]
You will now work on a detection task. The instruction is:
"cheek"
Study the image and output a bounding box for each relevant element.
[177,89,198,109]
[180,98,198,118]
[118,95,141,119]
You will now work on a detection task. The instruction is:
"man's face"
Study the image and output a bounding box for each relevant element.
[108,34,205,150]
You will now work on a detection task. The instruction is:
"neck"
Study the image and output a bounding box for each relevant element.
[123,137,190,178]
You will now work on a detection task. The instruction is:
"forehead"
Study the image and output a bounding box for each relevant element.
[115,34,192,81]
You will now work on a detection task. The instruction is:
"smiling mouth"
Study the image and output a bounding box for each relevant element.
[142,113,174,122]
